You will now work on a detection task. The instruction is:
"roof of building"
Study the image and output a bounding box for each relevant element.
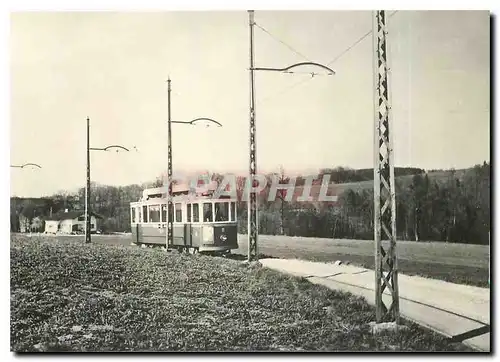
[45,210,104,221]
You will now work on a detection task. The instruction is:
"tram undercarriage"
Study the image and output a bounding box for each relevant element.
[132,242,233,256]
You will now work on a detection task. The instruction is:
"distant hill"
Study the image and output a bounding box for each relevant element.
[331,168,469,193]
[10,165,483,233]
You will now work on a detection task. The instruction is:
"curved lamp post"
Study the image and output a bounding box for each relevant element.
[253,62,335,76]
[11,163,42,233]
[247,10,335,262]
[86,116,135,243]
[166,78,223,247]
[171,117,223,127]
[10,163,42,169]
[89,145,131,152]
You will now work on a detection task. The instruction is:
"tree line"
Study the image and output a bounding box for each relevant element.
[242,163,489,244]
[10,163,490,245]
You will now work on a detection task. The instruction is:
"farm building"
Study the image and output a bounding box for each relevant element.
[44,210,103,235]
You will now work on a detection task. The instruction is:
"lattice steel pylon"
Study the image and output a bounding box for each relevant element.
[166,77,173,248]
[247,10,258,262]
[373,10,399,323]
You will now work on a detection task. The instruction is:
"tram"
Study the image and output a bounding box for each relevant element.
[130,182,239,254]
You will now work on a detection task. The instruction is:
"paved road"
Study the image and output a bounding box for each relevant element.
[260,258,491,352]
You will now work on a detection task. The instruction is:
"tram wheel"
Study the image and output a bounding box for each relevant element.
[181,247,197,255]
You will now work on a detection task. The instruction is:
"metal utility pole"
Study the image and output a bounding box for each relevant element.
[84,118,131,244]
[373,10,399,323]
[248,10,258,262]
[245,11,335,262]
[85,116,91,243]
[163,78,221,249]
[167,77,174,248]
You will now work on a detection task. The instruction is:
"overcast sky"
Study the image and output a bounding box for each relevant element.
[10,10,490,197]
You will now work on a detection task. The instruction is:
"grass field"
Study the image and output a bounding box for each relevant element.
[10,234,472,352]
[30,233,489,288]
[235,235,490,288]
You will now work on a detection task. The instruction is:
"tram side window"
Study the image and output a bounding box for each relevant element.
[203,203,213,222]
[175,203,182,223]
[161,204,167,223]
[138,207,142,223]
[215,202,229,222]
[192,203,200,222]
[187,204,192,222]
[230,202,236,222]
[131,207,136,223]
[149,205,161,223]
[142,206,148,223]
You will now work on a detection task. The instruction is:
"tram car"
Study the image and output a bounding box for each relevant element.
[130,182,239,254]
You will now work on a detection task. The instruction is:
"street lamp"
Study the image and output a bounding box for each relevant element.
[171,118,223,127]
[85,116,134,244]
[247,10,335,262]
[10,163,42,169]
[253,62,335,76]
[11,163,42,233]
[166,78,223,248]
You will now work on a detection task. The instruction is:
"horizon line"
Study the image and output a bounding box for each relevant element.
[10,162,489,199]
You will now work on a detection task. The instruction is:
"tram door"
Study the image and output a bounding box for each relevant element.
[185,204,192,247]
[135,223,141,244]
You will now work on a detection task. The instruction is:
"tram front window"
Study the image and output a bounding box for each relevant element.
[215,202,229,222]
[230,202,236,222]
[203,203,213,222]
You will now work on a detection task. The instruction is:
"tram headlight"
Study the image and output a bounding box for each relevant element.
[202,226,214,244]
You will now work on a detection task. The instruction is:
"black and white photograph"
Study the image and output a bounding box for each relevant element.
[8,4,492,354]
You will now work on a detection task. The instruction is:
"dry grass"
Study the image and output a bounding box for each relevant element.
[11,234,472,352]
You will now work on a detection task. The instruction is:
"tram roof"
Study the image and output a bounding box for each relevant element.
[142,181,219,198]
[134,181,235,205]
[131,194,236,206]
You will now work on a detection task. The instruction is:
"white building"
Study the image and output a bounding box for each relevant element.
[44,210,102,234]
